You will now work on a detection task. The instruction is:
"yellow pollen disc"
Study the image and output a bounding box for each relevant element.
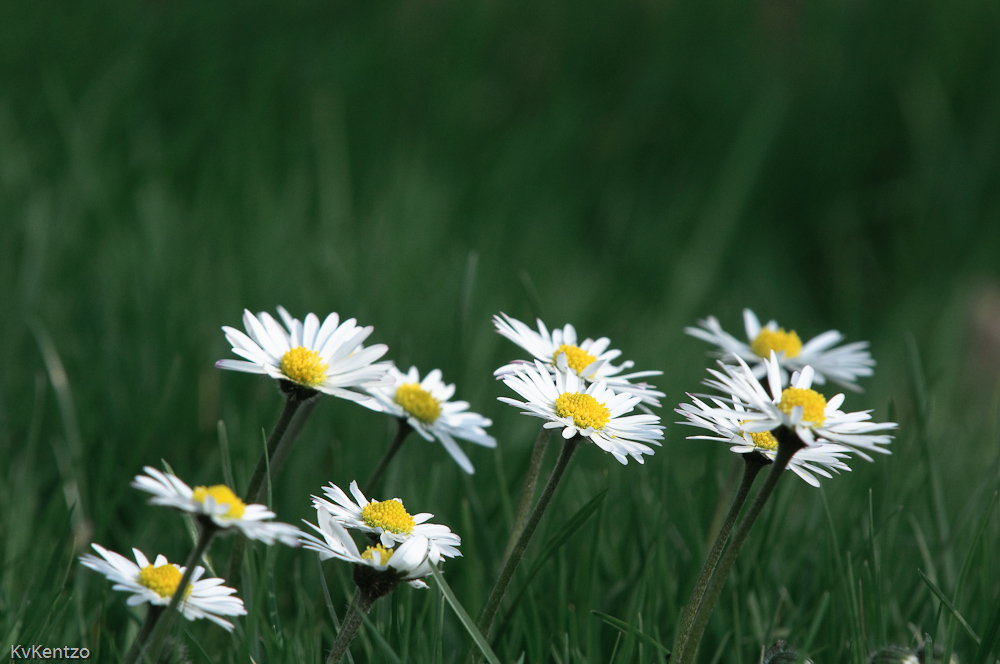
[750,328,802,359]
[279,346,329,387]
[749,430,778,451]
[553,344,598,375]
[193,484,246,518]
[394,383,442,424]
[361,543,394,564]
[554,392,610,430]
[361,499,415,535]
[778,387,827,425]
[138,564,191,599]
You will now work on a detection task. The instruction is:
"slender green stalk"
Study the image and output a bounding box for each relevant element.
[679,427,805,664]
[673,452,768,663]
[363,419,413,495]
[268,395,319,483]
[326,587,376,664]
[122,606,163,664]
[474,436,579,651]
[500,426,552,568]
[130,521,218,664]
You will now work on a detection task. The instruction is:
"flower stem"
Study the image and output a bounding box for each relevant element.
[122,606,162,664]
[473,435,578,656]
[672,453,768,663]
[679,427,805,664]
[499,426,552,569]
[326,587,376,664]
[363,419,413,495]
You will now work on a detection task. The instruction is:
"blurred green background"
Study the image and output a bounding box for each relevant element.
[2,0,999,662]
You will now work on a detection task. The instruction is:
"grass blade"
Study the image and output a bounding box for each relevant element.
[591,610,671,657]
[428,563,501,664]
[917,568,980,645]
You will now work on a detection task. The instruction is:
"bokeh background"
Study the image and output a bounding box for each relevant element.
[2,1,999,662]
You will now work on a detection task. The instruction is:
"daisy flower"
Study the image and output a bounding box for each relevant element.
[701,351,896,460]
[131,466,303,546]
[365,366,496,474]
[311,480,461,557]
[79,544,246,630]
[676,394,854,487]
[216,306,393,407]
[301,508,442,590]
[498,360,664,465]
[493,313,665,407]
[685,308,875,392]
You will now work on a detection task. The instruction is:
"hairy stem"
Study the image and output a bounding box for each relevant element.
[363,419,413,495]
[326,587,376,664]
[500,426,552,568]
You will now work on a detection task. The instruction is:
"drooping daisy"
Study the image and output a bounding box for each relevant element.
[216,306,393,407]
[493,313,665,407]
[498,360,664,465]
[701,352,896,460]
[365,366,496,474]
[676,394,855,487]
[131,466,303,546]
[685,308,875,392]
[79,544,246,630]
[312,480,461,558]
[301,508,442,589]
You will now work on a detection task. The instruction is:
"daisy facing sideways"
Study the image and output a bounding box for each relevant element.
[79,544,246,630]
[131,466,303,546]
[365,366,496,474]
[498,360,664,465]
[493,313,665,407]
[216,306,393,406]
[685,308,875,392]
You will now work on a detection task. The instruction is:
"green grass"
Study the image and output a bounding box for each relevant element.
[1,0,999,662]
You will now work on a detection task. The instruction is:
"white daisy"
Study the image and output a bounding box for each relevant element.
[216,306,393,407]
[493,313,665,407]
[685,308,875,392]
[131,467,303,546]
[79,544,246,631]
[301,508,441,590]
[365,366,496,474]
[676,394,855,487]
[311,480,461,558]
[701,352,896,461]
[498,360,664,465]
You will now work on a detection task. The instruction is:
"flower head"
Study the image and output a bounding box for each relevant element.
[216,306,393,406]
[493,313,665,407]
[366,366,496,474]
[686,309,875,392]
[498,360,664,465]
[131,467,303,546]
[79,544,246,630]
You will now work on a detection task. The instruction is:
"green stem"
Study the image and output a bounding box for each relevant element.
[131,521,218,664]
[122,606,163,664]
[363,419,413,495]
[673,453,768,663]
[499,426,552,569]
[326,587,376,664]
[679,427,805,664]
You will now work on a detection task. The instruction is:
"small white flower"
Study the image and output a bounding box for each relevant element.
[493,313,665,407]
[79,544,246,631]
[131,467,303,546]
[216,306,393,407]
[301,508,441,589]
[700,352,896,461]
[498,360,664,465]
[686,308,875,392]
[311,480,461,558]
[366,366,496,474]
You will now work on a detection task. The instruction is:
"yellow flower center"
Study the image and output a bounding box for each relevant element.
[750,328,802,359]
[554,392,610,430]
[279,346,329,387]
[361,543,394,564]
[193,484,246,518]
[137,564,191,599]
[553,344,598,375]
[778,387,827,425]
[361,499,415,535]
[394,383,442,424]
[748,430,779,450]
